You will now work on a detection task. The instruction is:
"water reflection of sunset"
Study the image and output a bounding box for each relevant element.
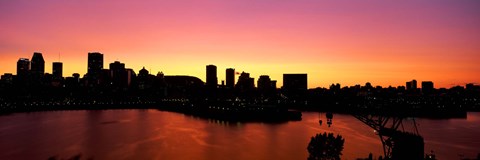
[1,110,479,159]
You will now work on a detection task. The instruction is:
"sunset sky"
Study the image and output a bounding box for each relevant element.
[1,0,479,88]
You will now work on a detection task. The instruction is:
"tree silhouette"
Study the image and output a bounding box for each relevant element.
[307,132,345,160]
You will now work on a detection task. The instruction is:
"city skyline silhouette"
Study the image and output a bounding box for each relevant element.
[1,51,479,90]
[1,1,480,88]
[1,1,480,160]
[2,52,478,115]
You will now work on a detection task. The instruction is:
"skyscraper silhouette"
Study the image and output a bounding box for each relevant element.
[226,68,235,89]
[110,61,128,88]
[16,58,30,76]
[206,65,217,88]
[87,52,103,77]
[31,52,45,75]
[85,52,104,86]
[52,62,63,79]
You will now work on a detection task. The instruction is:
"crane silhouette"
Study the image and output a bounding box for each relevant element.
[354,113,424,160]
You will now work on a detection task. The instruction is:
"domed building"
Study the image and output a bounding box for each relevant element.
[138,67,149,77]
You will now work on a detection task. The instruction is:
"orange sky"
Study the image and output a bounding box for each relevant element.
[1,0,479,88]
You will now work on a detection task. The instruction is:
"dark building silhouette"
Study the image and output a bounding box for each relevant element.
[466,83,475,90]
[258,75,276,97]
[236,72,255,90]
[397,85,406,91]
[422,81,434,95]
[365,82,373,89]
[52,62,63,79]
[206,65,217,88]
[137,67,152,90]
[30,52,45,75]
[258,75,272,91]
[43,73,54,86]
[330,83,341,91]
[283,74,307,100]
[232,71,254,98]
[271,80,277,89]
[110,61,128,88]
[283,74,307,91]
[226,68,235,89]
[139,67,149,76]
[87,52,103,76]
[164,75,204,98]
[16,58,30,76]
[1,73,13,85]
[86,52,104,86]
[466,83,480,92]
[64,73,81,91]
[109,61,125,71]
[126,68,135,87]
[73,73,80,80]
[108,61,136,89]
[406,79,417,91]
[165,75,204,88]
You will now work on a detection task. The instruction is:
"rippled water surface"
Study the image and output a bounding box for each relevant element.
[0,110,478,159]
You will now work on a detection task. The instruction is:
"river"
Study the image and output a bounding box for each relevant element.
[0,110,478,159]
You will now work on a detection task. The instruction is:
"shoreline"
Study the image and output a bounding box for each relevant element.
[0,102,472,120]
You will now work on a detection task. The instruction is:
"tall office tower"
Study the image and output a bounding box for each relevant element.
[16,58,30,76]
[31,52,45,75]
[226,68,235,89]
[206,65,217,88]
[87,52,104,76]
[109,61,127,87]
[52,62,63,79]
